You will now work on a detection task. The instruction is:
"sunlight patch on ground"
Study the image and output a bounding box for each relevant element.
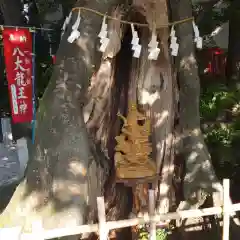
[154,110,169,127]
[188,151,198,163]
[196,142,204,149]
[76,36,91,66]
[68,160,87,177]
[159,182,169,195]
[180,53,197,70]
[161,164,174,176]
[139,89,160,106]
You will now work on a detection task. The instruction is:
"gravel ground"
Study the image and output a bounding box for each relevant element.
[0,142,20,213]
[0,143,20,186]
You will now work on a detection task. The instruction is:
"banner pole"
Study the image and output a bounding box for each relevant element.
[31,30,36,144]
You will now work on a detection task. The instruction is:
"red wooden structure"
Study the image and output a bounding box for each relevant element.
[201,47,226,77]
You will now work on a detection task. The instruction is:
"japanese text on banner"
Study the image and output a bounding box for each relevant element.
[3,28,33,123]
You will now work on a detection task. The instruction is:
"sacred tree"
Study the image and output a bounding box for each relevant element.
[0,0,237,239]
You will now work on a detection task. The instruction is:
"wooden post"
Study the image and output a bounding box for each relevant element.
[148,190,156,240]
[31,220,44,240]
[1,117,13,146]
[97,197,108,240]
[0,226,22,239]
[223,179,230,240]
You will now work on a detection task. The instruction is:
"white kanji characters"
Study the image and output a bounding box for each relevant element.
[19,36,27,42]
[10,84,19,114]
[19,100,28,114]
[26,78,31,85]
[18,87,27,99]
[13,47,25,57]
[14,56,26,72]
[26,68,31,75]
[25,58,31,65]
[15,72,28,86]
[9,34,16,41]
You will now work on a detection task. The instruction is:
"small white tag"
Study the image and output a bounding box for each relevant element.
[148,47,160,60]
[171,43,179,56]
[148,35,158,48]
[193,24,198,33]
[98,30,107,39]
[170,38,178,49]
[192,21,197,29]
[99,38,110,52]
[131,24,138,38]
[148,52,153,60]
[67,30,80,43]
[131,24,135,33]
[196,37,203,49]
[194,29,199,38]
[61,12,73,37]
[100,17,107,32]
[171,36,177,43]
[170,37,177,49]
[132,31,138,39]
[65,12,72,26]
[131,37,139,46]
[132,44,138,51]
[101,23,107,31]
[72,10,81,30]
[170,26,175,37]
[192,22,199,37]
[62,20,67,32]
[133,45,142,58]
[152,48,160,60]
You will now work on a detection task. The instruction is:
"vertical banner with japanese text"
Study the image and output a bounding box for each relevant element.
[3,28,33,123]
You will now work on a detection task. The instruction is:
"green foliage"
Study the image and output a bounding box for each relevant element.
[200,84,237,121]
[138,226,168,240]
[205,126,233,146]
[200,83,240,175]
[193,0,230,36]
[156,229,168,240]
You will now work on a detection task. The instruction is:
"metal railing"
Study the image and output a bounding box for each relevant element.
[0,179,238,240]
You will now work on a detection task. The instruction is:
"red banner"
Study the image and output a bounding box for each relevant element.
[3,28,33,123]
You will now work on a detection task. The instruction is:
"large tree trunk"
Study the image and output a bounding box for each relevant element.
[225,0,240,84]
[133,0,176,215]
[170,0,221,238]
[170,0,222,212]
[34,0,64,29]
[170,0,240,238]
[83,11,134,237]
[0,0,120,238]
[0,0,24,25]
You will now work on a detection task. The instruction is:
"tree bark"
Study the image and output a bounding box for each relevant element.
[34,0,64,29]
[134,0,176,215]
[225,0,240,84]
[169,0,240,236]
[170,0,223,213]
[83,11,134,233]
[0,0,24,25]
[0,0,120,238]
[167,0,228,238]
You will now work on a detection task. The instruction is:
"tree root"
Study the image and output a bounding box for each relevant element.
[177,130,240,227]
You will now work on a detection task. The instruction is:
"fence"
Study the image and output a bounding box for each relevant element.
[0,179,240,240]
